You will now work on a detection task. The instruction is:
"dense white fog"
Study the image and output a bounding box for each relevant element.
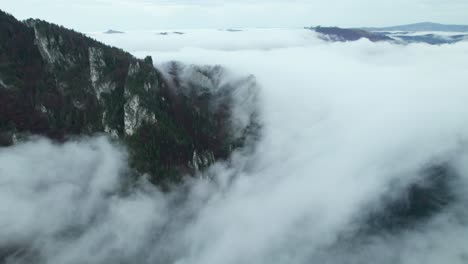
[88,29,322,51]
[2,30,468,263]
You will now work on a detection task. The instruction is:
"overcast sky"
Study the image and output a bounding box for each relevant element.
[1,0,468,31]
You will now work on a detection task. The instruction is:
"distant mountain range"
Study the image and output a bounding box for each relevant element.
[308,23,468,45]
[363,22,468,32]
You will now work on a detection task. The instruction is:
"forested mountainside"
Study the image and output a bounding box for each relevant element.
[0,10,259,187]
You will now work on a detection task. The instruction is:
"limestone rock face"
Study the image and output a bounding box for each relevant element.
[124,95,157,136]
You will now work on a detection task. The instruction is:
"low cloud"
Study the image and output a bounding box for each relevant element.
[2,31,468,263]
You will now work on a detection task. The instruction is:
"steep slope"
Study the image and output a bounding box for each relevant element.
[0,10,259,187]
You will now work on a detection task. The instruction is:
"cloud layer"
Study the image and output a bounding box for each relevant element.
[1,31,468,263]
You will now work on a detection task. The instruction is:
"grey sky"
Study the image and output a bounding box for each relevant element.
[1,0,468,31]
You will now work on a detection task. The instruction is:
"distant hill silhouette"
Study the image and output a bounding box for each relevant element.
[364,22,468,32]
[104,29,124,34]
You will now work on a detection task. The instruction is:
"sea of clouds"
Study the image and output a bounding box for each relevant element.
[1,29,468,263]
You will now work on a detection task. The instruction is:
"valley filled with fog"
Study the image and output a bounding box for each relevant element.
[2,29,468,264]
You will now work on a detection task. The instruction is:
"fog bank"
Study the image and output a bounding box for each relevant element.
[2,31,468,263]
